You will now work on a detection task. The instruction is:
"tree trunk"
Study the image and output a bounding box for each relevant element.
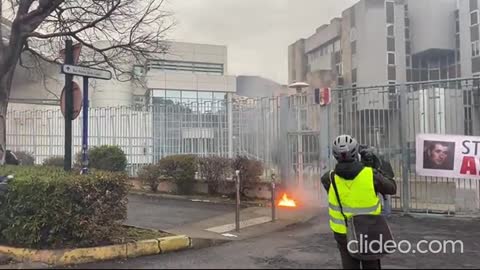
[0,97,8,165]
[0,69,16,165]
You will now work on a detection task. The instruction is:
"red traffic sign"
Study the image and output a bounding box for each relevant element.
[59,43,82,65]
[60,81,83,120]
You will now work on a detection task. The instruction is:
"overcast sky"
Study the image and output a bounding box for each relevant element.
[163,0,358,84]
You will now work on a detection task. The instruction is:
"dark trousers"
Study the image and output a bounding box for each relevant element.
[334,233,381,269]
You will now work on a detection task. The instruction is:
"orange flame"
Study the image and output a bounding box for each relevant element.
[278,193,297,207]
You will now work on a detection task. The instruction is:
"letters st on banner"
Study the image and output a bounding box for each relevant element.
[416,133,480,180]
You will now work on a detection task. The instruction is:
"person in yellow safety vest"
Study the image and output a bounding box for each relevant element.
[321,135,397,269]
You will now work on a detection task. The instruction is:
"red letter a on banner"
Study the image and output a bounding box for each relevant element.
[460,157,477,175]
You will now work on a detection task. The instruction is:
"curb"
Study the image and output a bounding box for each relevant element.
[189,238,231,250]
[129,191,269,208]
[0,235,191,267]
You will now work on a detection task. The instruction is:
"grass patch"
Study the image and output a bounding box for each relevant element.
[112,226,172,244]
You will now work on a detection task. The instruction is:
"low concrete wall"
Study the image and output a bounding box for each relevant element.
[394,177,479,213]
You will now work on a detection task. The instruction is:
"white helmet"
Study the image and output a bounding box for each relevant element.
[332,135,359,162]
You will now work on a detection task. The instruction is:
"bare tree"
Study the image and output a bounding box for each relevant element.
[0,0,174,163]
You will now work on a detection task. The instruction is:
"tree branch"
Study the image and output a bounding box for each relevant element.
[27,0,121,39]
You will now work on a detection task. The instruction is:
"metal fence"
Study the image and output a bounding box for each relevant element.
[7,105,153,176]
[280,78,480,216]
[6,78,480,215]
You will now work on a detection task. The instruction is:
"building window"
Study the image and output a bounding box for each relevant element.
[464,90,473,106]
[472,40,480,57]
[388,52,396,65]
[388,66,396,80]
[441,68,448,79]
[406,56,411,67]
[456,20,460,33]
[387,37,395,52]
[352,68,357,83]
[429,70,440,80]
[148,60,224,75]
[421,70,428,81]
[405,41,411,54]
[471,0,478,11]
[351,41,357,54]
[386,1,394,24]
[465,107,473,135]
[336,63,343,76]
[335,51,342,63]
[334,40,341,52]
[387,24,394,37]
[405,28,410,39]
[472,25,480,41]
[471,11,479,26]
[473,55,480,72]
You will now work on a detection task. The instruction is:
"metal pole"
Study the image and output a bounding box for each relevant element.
[296,95,304,190]
[271,173,276,222]
[64,39,74,172]
[81,77,89,174]
[399,83,410,214]
[235,170,240,232]
[227,93,233,158]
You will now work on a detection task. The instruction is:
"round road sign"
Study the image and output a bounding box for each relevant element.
[60,81,83,120]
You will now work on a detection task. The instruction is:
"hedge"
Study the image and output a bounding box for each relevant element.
[232,155,264,196]
[42,156,64,167]
[0,166,129,249]
[198,156,231,195]
[158,155,197,195]
[88,145,127,172]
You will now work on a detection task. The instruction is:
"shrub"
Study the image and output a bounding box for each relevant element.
[198,156,231,195]
[89,145,127,172]
[13,151,35,165]
[158,155,197,195]
[73,151,83,170]
[42,156,64,167]
[0,166,129,249]
[232,155,264,196]
[137,164,162,192]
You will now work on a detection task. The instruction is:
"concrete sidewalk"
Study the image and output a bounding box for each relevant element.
[166,205,323,243]
[127,191,321,244]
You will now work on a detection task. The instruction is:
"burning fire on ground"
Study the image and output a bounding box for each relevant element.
[278,193,297,208]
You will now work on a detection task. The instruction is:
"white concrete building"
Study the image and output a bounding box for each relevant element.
[7,41,238,169]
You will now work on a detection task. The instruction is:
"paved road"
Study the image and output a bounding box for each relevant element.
[75,214,480,269]
[126,194,235,230]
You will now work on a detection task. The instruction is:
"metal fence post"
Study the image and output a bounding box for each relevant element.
[398,83,410,214]
[271,172,276,222]
[235,170,240,232]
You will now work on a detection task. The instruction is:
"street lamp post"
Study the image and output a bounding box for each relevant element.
[288,82,310,191]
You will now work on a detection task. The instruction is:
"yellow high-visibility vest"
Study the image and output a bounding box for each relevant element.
[328,167,381,234]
